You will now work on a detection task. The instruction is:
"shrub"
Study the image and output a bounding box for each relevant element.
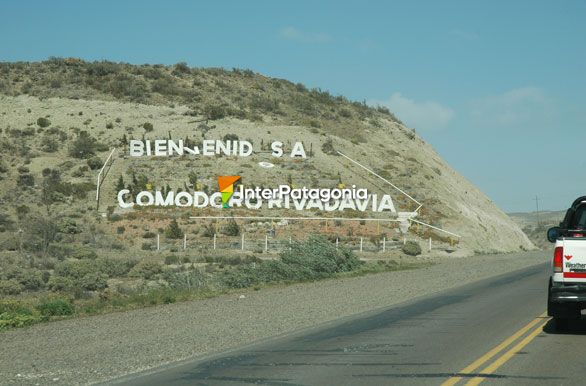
[143,122,154,132]
[7,268,44,291]
[0,279,23,295]
[129,260,162,279]
[165,219,183,239]
[221,219,240,236]
[37,117,51,127]
[280,235,360,278]
[59,218,82,235]
[17,173,34,187]
[36,298,74,316]
[0,301,40,331]
[163,270,208,290]
[204,104,227,120]
[402,241,422,256]
[321,138,337,155]
[142,231,156,239]
[47,276,74,292]
[87,156,103,170]
[69,245,97,260]
[40,137,59,152]
[78,272,108,291]
[116,226,125,234]
[164,255,180,265]
[69,131,98,159]
[106,122,114,129]
[223,235,361,288]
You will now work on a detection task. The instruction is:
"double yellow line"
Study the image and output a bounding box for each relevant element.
[441,312,549,386]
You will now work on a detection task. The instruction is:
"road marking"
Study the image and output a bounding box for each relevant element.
[441,312,547,386]
[465,318,549,385]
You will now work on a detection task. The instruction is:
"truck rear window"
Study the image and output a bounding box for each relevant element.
[570,205,586,229]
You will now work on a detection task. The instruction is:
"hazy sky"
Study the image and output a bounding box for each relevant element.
[1,0,584,212]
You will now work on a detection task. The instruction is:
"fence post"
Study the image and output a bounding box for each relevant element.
[289,236,292,251]
[241,233,245,251]
[383,236,386,252]
[183,233,187,250]
[360,237,363,252]
[429,237,432,252]
[403,237,406,245]
[336,237,339,249]
[265,235,268,253]
[157,234,160,251]
[213,233,216,250]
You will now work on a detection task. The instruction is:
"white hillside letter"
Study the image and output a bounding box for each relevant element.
[271,141,283,157]
[129,140,144,157]
[290,142,307,158]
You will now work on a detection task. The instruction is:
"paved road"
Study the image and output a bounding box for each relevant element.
[111,262,586,386]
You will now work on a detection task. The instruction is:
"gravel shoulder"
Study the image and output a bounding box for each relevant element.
[0,251,549,385]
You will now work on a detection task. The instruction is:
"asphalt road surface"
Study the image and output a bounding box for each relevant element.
[110,262,586,386]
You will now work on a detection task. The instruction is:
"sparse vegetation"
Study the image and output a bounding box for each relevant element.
[37,117,51,127]
[402,241,422,256]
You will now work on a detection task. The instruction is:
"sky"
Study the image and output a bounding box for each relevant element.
[1,0,584,212]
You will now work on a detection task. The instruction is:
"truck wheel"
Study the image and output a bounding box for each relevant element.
[555,317,570,332]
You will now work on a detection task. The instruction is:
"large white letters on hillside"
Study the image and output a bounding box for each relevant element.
[129,139,306,158]
[119,137,392,214]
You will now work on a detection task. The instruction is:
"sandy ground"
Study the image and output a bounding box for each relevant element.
[0,251,549,385]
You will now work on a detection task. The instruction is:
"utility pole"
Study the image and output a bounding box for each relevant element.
[533,195,541,227]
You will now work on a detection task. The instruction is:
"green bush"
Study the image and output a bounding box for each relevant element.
[321,138,337,155]
[47,276,74,292]
[0,301,40,331]
[165,219,183,239]
[281,235,360,276]
[164,255,180,265]
[36,298,74,316]
[17,173,34,187]
[68,131,98,159]
[221,219,240,236]
[37,117,51,127]
[40,137,59,152]
[143,122,154,132]
[7,268,44,291]
[0,279,23,295]
[59,218,82,235]
[402,241,422,256]
[54,258,135,282]
[87,156,103,170]
[204,104,227,120]
[69,245,97,260]
[78,272,108,291]
[129,260,162,279]
[223,235,361,288]
[162,270,208,290]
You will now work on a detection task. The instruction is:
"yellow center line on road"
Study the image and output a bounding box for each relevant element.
[465,317,549,385]
[440,312,548,386]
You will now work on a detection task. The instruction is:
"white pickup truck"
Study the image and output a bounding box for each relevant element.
[547,196,586,330]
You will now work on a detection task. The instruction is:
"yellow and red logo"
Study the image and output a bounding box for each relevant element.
[217,176,240,208]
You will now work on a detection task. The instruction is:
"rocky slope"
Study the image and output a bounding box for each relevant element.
[0,59,533,254]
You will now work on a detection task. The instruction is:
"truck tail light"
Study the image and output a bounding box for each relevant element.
[554,246,563,273]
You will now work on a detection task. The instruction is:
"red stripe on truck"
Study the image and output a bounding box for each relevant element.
[563,272,586,278]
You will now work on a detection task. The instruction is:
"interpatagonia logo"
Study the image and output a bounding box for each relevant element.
[217,176,241,208]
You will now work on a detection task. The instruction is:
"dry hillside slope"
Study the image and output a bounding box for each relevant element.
[0,59,533,255]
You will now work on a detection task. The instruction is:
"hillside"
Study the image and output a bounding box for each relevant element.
[509,210,565,250]
[0,59,533,264]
